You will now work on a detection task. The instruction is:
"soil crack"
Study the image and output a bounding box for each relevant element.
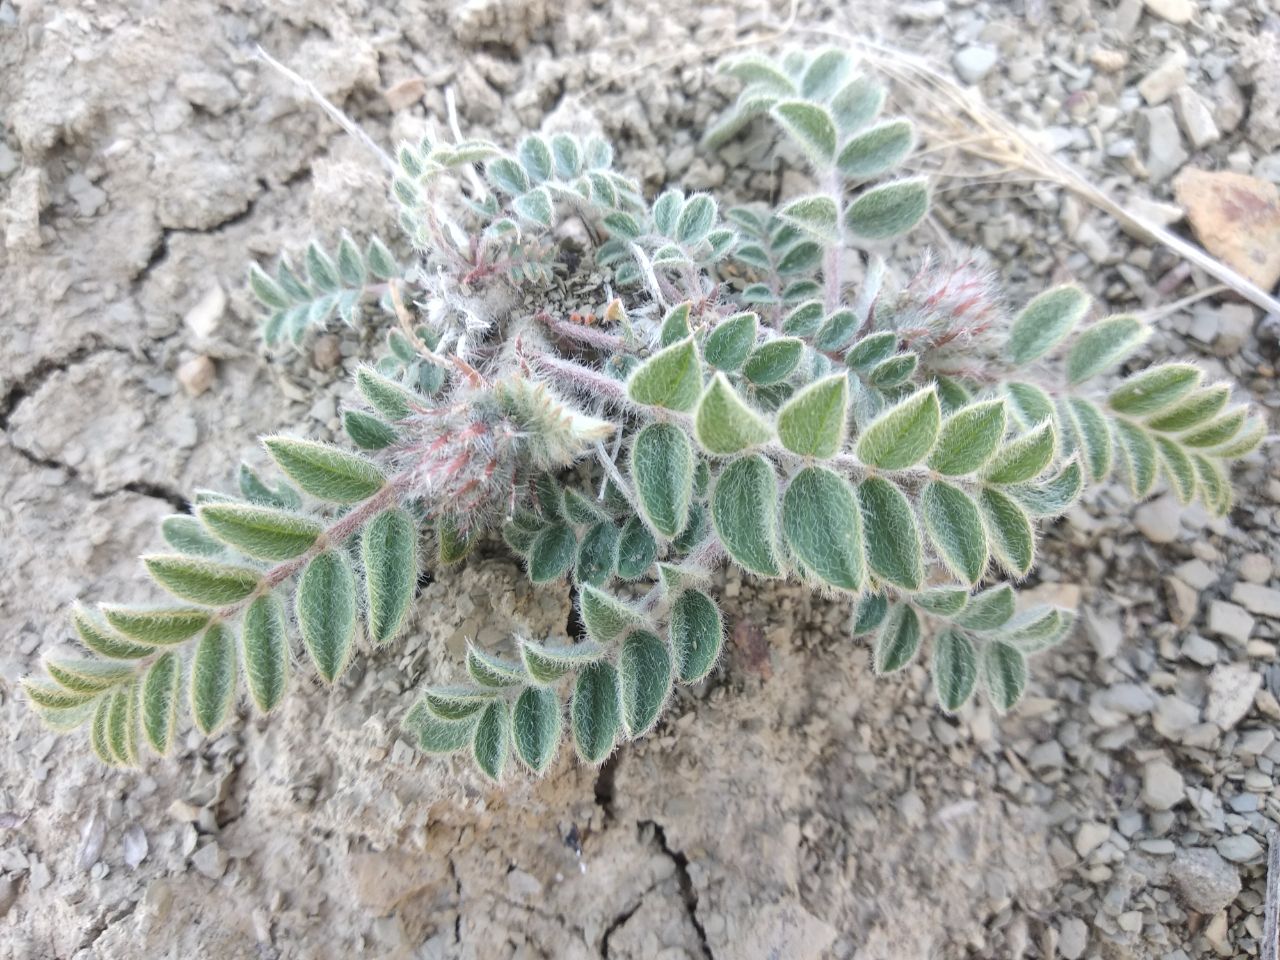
[0,342,129,430]
[642,820,713,960]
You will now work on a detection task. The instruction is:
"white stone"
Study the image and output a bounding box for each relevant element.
[1139,105,1189,182]
[1205,663,1262,730]
[1215,833,1263,863]
[191,841,228,879]
[1084,608,1123,659]
[1182,634,1219,666]
[1231,583,1280,618]
[176,355,216,397]
[1172,87,1220,150]
[1075,821,1110,857]
[1138,49,1189,105]
[1207,601,1255,645]
[954,46,998,84]
[184,284,226,338]
[1238,553,1272,584]
[1163,575,1198,627]
[1144,0,1195,24]
[1153,695,1200,739]
[1134,493,1182,543]
[1058,916,1088,959]
[1141,760,1185,810]
[1176,558,1217,590]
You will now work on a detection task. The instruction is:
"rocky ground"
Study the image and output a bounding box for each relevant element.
[2,0,1279,957]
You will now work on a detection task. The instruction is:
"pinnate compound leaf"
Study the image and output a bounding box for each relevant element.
[782,467,865,592]
[928,399,1006,476]
[981,640,1027,713]
[363,508,418,645]
[618,631,672,738]
[858,477,924,590]
[143,555,260,606]
[511,686,562,774]
[528,523,577,583]
[473,699,510,781]
[776,374,848,458]
[742,337,803,385]
[778,195,838,242]
[670,590,723,683]
[1007,285,1090,364]
[578,585,644,644]
[1109,363,1202,416]
[521,640,606,685]
[712,455,782,577]
[264,437,386,503]
[921,481,988,585]
[141,653,180,754]
[73,606,153,660]
[844,179,929,240]
[616,516,658,579]
[771,101,837,165]
[190,623,237,735]
[874,604,921,674]
[198,503,322,561]
[932,629,978,713]
[694,374,773,455]
[297,550,357,682]
[572,662,621,763]
[1066,315,1146,385]
[983,419,1055,485]
[857,387,940,470]
[704,312,758,371]
[837,119,915,179]
[631,423,694,539]
[979,488,1034,577]
[242,594,288,713]
[101,606,211,646]
[627,337,702,412]
[1113,420,1158,497]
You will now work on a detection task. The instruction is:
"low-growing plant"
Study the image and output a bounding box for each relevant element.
[24,49,1263,780]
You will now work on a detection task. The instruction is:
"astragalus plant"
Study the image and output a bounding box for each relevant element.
[24,49,1263,781]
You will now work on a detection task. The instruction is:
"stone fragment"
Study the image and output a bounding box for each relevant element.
[1163,575,1197,626]
[184,284,226,338]
[1173,848,1240,914]
[1181,634,1218,666]
[954,46,998,85]
[1141,760,1185,810]
[1205,663,1262,730]
[176,355,216,397]
[1138,49,1188,105]
[1238,553,1273,584]
[1058,916,1088,959]
[1173,168,1280,291]
[1091,48,1127,73]
[1075,821,1110,857]
[384,76,428,111]
[1210,74,1246,135]
[1144,0,1194,24]
[1153,695,1200,739]
[1231,583,1280,618]
[1171,87,1219,150]
[1134,493,1181,543]
[1176,558,1217,590]
[1215,833,1263,863]
[1207,601,1254,646]
[191,841,227,879]
[1138,106,1188,182]
[1084,607,1123,659]
[176,71,240,114]
[312,334,342,371]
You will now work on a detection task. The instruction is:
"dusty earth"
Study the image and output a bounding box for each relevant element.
[2,0,1280,958]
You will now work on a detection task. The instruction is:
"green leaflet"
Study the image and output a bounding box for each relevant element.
[197,503,323,561]
[572,662,622,763]
[983,419,1055,485]
[631,422,694,539]
[1154,436,1196,504]
[779,195,838,242]
[143,555,260,606]
[782,467,865,592]
[857,387,940,470]
[868,353,918,388]
[932,629,978,713]
[694,374,773,455]
[578,585,644,644]
[627,337,702,412]
[356,367,422,421]
[529,523,577,583]
[913,587,969,618]
[297,549,357,682]
[783,300,825,337]
[978,488,1034,577]
[1182,408,1247,449]
[238,464,302,510]
[242,595,288,712]
[533,473,566,521]
[22,680,97,710]
[844,179,929,240]
[362,508,418,645]
[831,75,886,134]
[418,686,493,721]
[563,488,606,525]
[670,590,724,683]
[73,606,153,660]
[1008,459,1084,516]
[928,399,1006,476]
[743,338,803,385]
[814,308,859,353]
[771,100,837,164]
[837,118,915,179]
[514,186,553,226]
[1000,607,1074,653]
[44,659,134,694]
[408,708,476,755]
[853,593,889,634]
[1113,420,1158,497]
[473,699,510,781]
[776,374,848,458]
[704,312,758,371]
[1146,384,1229,432]
[618,630,672,737]
[1213,415,1264,460]
[161,515,224,557]
[1194,454,1231,516]
[1005,382,1056,431]
[141,653,180,754]
[90,696,115,765]
[801,49,853,101]
[106,685,139,766]
[981,640,1027,713]
[101,606,211,646]
[1065,397,1112,482]
[874,604,921,674]
[660,302,693,346]
[467,646,528,687]
[857,477,923,590]
[512,686,563,774]
[343,410,398,451]
[846,331,898,371]
[953,584,1015,632]
[711,455,782,577]
[616,516,658,579]
[520,640,606,685]
[190,622,237,735]
[676,195,717,244]
[1066,315,1146,385]
[1006,285,1089,364]
[921,481,988,585]
[721,56,796,95]
[576,521,619,587]
[264,437,387,503]
[438,516,475,566]
[1108,363,1202,416]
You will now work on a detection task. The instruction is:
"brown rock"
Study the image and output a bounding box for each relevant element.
[176,355,216,396]
[384,76,428,112]
[312,334,342,371]
[1173,168,1280,291]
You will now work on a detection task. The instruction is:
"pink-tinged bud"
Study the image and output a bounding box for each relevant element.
[884,250,1006,373]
